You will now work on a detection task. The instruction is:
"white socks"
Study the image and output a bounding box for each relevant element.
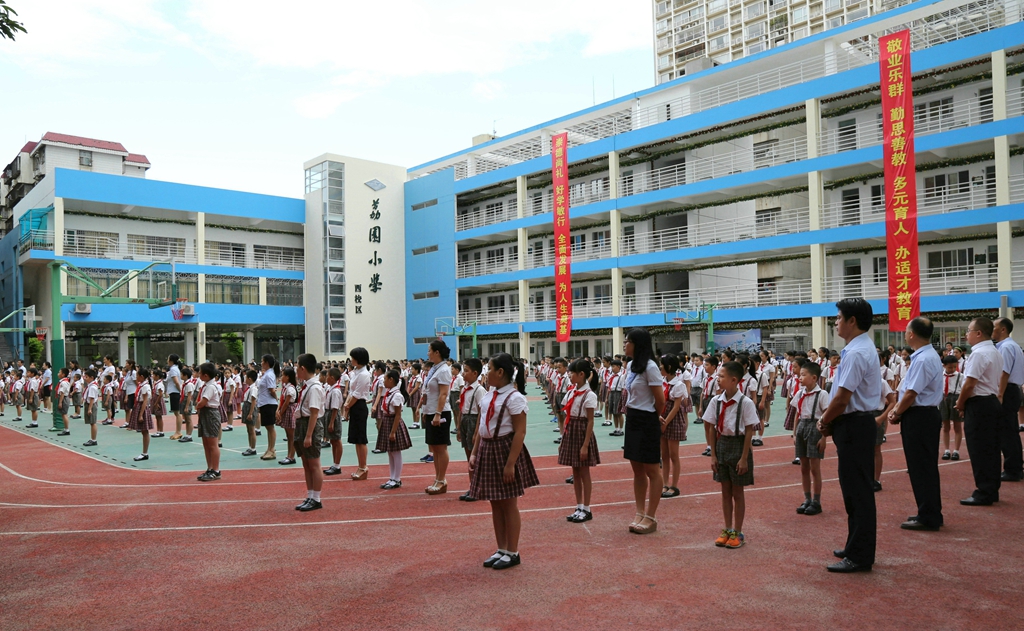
[389,452,403,481]
[311,491,321,501]
[583,505,590,513]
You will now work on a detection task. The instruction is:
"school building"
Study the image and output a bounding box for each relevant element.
[403,0,1024,360]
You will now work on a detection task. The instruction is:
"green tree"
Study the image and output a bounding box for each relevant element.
[222,332,244,362]
[26,337,43,365]
[0,1,26,41]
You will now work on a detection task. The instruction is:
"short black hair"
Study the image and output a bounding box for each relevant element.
[836,297,873,332]
[246,369,258,381]
[429,339,451,360]
[349,347,370,367]
[971,317,994,338]
[721,361,744,380]
[908,316,934,340]
[199,362,217,379]
[297,353,317,373]
[610,359,622,367]
[801,362,822,378]
[463,358,483,374]
[995,317,1014,334]
[328,367,342,380]
[942,355,959,365]
[704,355,720,367]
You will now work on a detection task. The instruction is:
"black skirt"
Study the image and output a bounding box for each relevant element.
[423,412,453,446]
[347,399,369,445]
[624,408,661,464]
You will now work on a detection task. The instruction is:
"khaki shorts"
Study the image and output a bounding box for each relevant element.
[294,417,324,460]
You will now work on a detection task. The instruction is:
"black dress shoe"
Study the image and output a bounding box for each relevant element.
[296,498,311,510]
[901,520,940,531]
[960,497,994,506]
[565,476,574,484]
[872,481,882,492]
[483,551,503,568]
[833,549,846,559]
[1000,472,1023,482]
[803,502,822,516]
[797,500,810,514]
[298,499,322,512]
[492,553,521,570]
[827,558,871,573]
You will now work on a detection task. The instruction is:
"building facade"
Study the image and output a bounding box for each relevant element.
[405,0,1024,360]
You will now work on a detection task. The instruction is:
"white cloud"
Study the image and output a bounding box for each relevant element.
[471,80,504,102]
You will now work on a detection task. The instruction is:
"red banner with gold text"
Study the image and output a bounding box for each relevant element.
[552,133,572,342]
[879,30,920,332]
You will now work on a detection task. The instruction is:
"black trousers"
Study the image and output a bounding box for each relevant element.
[833,412,876,566]
[999,384,1023,477]
[964,395,1002,502]
[900,407,943,528]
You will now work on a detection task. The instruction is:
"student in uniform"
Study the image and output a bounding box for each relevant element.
[257,354,280,460]
[376,369,413,490]
[457,358,485,502]
[659,354,688,499]
[11,371,24,421]
[408,363,423,430]
[179,368,196,443]
[420,340,453,493]
[606,360,625,437]
[817,298,880,573]
[240,369,260,457]
[370,362,387,453]
[468,353,539,570]
[24,367,40,428]
[559,359,601,523]
[344,348,373,481]
[939,355,964,460]
[993,317,1024,482]
[792,362,829,515]
[449,363,463,435]
[956,317,1005,506]
[150,370,167,438]
[622,329,666,535]
[165,355,184,440]
[76,369,99,444]
[55,368,71,431]
[550,358,569,444]
[130,368,154,462]
[874,374,897,492]
[276,368,299,465]
[71,367,83,419]
[293,353,327,510]
[698,355,721,456]
[703,361,760,549]
[193,363,223,481]
[322,368,345,475]
[887,317,944,530]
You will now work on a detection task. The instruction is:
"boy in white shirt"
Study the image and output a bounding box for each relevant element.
[294,353,327,511]
[703,361,760,550]
[791,362,831,516]
[80,370,100,445]
[322,368,345,476]
[195,363,223,482]
[24,368,41,428]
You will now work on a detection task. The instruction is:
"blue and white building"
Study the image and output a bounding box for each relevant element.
[404,0,1024,359]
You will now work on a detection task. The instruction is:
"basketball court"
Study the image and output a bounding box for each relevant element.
[1,380,1021,631]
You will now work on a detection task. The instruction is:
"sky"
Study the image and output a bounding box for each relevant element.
[0,0,655,198]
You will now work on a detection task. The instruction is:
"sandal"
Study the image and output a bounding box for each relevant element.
[425,480,448,495]
[350,467,368,481]
[633,515,658,535]
[661,486,680,498]
[628,512,644,533]
[260,451,276,460]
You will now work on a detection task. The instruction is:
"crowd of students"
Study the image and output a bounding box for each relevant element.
[4,300,1022,572]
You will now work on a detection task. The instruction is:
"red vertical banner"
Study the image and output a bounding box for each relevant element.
[879,30,920,332]
[552,132,572,343]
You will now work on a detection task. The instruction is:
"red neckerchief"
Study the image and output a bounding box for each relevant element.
[717,399,737,434]
[796,388,815,418]
[562,386,587,434]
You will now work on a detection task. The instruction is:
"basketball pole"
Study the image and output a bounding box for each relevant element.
[49,262,66,431]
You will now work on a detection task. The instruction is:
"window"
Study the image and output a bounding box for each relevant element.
[709,15,727,32]
[411,199,438,211]
[267,279,303,306]
[747,41,767,55]
[205,275,259,305]
[484,202,503,222]
[914,97,953,133]
[487,295,506,310]
[747,22,765,39]
[746,2,765,19]
[486,248,505,266]
[753,139,779,168]
[572,286,589,302]
[792,6,808,21]
[837,119,857,152]
[840,189,860,226]
[870,185,884,213]
[128,234,187,261]
[591,230,611,253]
[927,248,974,276]
[64,230,119,258]
[924,170,970,201]
[567,340,589,357]
[979,87,994,123]
[570,234,586,253]
[205,241,246,267]
[594,284,612,303]
[253,245,303,270]
[658,54,671,70]
[709,34,729,51]
[413,291,440,300]
[78,150,93,167]
[825,0,843,11]
[530,192,545,215]
[622,225,636,252]
[411,245,439,256]
[755,207,781,233]
[66,268,129,298]
[872,257,887,284]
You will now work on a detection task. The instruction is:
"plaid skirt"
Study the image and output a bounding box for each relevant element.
[783,404,798,431]
[375,413,412,452]
[409,391,421,410]
[277,402,297,430]
[617,389,629,415]
[468,433,539,501]
[128,401,154,431]
[662,409,688,442]
[557,416,601,468]
[781,379,790,399]
[73,392,82,406]
[151,393,167,416]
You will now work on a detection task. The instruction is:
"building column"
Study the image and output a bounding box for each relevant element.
[992,49,1013,292]
[53,197,64,257]
[196,211,206,307]
[609,150,625,351]
[118,330,129,364]
[197,323,207,364]
[244,330,255,365]
[805,97,828,346]
[518,279,529,357]
[184,329,195,365]
[259,277,268,305]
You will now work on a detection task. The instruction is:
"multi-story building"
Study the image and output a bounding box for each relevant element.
[653,0,895,85]
[405,0,1024,360]
[2,132,307,365]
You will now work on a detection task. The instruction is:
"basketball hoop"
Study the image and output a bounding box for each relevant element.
[673,318,684,332]
[35,326,48,342]
[171,299,188,321]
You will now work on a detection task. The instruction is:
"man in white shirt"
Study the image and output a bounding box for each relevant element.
[956,317,1005,506]
[817,298,880,573]
[992,317,1024,483]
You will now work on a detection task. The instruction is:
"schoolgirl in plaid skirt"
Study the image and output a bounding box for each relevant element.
[659,355,689,499]
[558,359,601,523]
[129,369,154,462]
[151,372,167,437]
[376,370,413,490]
[275,368,299,465]
[469,353,538,571]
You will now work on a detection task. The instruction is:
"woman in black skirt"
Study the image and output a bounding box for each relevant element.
[421,340,453,495]
[622,328,666,535]
[468,353,538,570]
[558,359,601,523]
[344,347,373,481]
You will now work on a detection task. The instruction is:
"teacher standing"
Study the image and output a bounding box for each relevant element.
[818,298,880,573]
[622,328,666,535]
[422,340,453,495]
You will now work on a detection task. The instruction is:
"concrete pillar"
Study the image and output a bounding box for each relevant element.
[197,323,207,364]
[259,277,268,306]
[184,329,195,365]
[118,330,129,365]
[516,175,526,219]
[128,276,138,299]
[466,155,477,178]
[244,330,255,365]
[994,50,1012,292]
[805,98,820,160]
[540,130,552,155]
[689,330,702,355]
[196,212,206,265]
[608,151,620,200]
[993,49,1007,122]
[197,275,206,304]
[53,197,64,257]
[998,222,1012,291]
[613,327,624,357]
[518,279,529,322]
[519,330,530,362]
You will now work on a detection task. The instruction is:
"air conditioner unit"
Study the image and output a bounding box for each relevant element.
[181,304,196,316]
[74,304,91,314]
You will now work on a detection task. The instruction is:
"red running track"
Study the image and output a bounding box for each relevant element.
[1,423,1022,631]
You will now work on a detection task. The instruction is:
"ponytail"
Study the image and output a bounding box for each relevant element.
[262,353,280,378]
[569,358,600,392]
[490,353,526,395]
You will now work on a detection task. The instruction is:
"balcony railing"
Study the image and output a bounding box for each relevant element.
[623,277,814,315]
[1013,260,1024,289]
[457,307,519,325]
[526,242,612,269]
[528,298,613,322]
[621,136,808,196]
[1008,84,1024,118]
[456,200,518,232]
[63,233,196,264]
[819,92,995,155]
[456,253,519,279]
[825,264,1001,301]
[19,229,54,255]
[622,206,810,255]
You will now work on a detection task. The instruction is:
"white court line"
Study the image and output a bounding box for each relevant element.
[0,461,970,537]
[0,446,929,511]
